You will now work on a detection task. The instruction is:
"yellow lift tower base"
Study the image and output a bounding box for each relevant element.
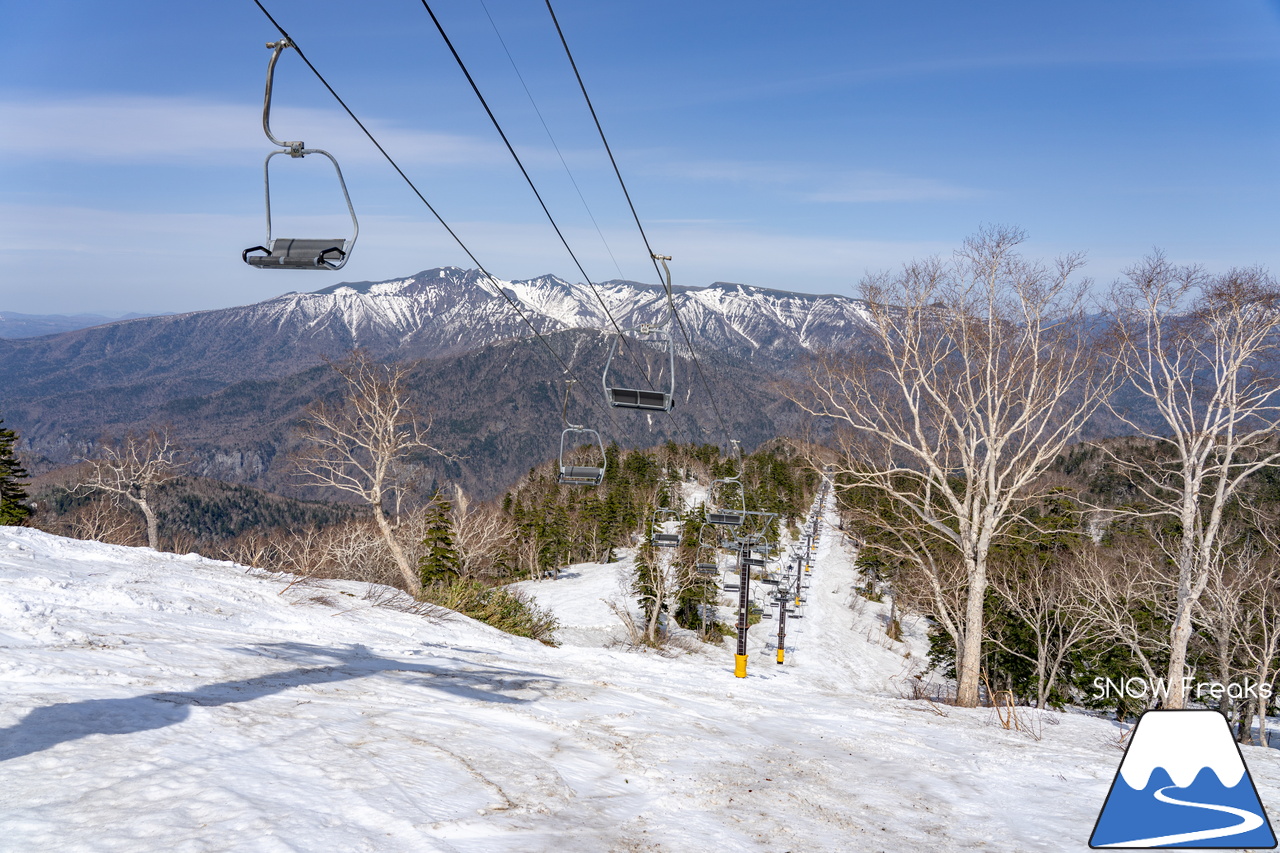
[734,654,748,678]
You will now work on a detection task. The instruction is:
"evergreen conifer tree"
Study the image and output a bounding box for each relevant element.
[418,492,459,586]
[0,419,31,526]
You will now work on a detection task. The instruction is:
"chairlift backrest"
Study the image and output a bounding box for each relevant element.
[243,39,358,271]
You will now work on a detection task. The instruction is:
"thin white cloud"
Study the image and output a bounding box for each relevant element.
[0,201,959,312]
[651,157,978,204]
[0,94,508,167]
[805,171,980,203]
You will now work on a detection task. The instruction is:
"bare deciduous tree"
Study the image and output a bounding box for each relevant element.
[78,429,183,550]
[449,486,513,581]
[1105,256,1280,708]
[794,226,1110,706]
[1230,520,1280,745]
[1067,541,1171,692]
[69,494,144,547]
[989,549,1093,709]
[294,351,448,597]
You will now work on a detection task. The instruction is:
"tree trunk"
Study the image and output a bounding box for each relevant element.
[133,488,159,551]
[645,592,663,644]
[1259,679,1271,748]
[374,506,421,598]
[955,566,987,707]
[1165,604,1194,709]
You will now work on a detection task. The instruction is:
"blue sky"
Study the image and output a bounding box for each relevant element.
[3,1,1280,315]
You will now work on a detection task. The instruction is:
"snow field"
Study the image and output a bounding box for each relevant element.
[1,493,1278,851]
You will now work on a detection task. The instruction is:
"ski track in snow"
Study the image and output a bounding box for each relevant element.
[1,493,1278,851]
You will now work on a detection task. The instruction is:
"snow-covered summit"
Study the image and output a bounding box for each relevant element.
[264,267,877,361]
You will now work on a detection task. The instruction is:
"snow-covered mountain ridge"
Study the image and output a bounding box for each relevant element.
[278,265,876,359]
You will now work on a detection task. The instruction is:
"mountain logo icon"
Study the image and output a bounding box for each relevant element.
[1090,709,1276,848]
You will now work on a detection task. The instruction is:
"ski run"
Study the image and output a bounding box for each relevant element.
[2,492,1278,852]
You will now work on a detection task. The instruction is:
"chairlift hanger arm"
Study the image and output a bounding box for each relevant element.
[263,38,304,154]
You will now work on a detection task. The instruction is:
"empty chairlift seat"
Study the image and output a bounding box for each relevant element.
[602,323,676,412]
[559,465,605,486]
[608,387,673,411]
[708,509,744,526]
[244,238,350,270]
[555,404,604,484]
[651,507,681,547]
[243,40,358,272]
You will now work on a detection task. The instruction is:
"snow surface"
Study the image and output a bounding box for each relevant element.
[3,496,1279,851]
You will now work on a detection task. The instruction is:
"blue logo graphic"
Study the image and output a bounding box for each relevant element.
[1090,710,1276,848]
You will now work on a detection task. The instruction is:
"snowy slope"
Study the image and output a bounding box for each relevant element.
[3,497,1279,852]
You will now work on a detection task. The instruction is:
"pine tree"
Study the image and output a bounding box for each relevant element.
[0,419,31,526]
[418,492,459,586]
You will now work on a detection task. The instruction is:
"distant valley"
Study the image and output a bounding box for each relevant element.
[0,311,161,339]
[2,268,872,499]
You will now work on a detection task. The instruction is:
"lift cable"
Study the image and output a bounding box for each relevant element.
[544,0,734,445]
[417,0,699,448]
[249,0,620,435]
[478,0,628,284]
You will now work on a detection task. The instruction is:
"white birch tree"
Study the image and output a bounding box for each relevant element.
[1104,255,1280,708]
[78,429,183,550]
[795,226,1110,707]
[294,351,448,597]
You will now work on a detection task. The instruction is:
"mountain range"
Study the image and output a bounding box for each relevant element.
[0,311,159,340]
[2,268,872,498]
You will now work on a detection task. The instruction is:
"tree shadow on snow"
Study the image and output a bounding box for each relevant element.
[0,642,558,762]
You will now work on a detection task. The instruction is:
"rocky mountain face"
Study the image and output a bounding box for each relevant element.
[2,269,863,498]
[1,267,869,402]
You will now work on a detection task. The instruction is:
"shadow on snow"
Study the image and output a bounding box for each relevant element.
[0,642,558,761]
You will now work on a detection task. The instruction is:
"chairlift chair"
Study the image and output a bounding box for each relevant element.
[694,525,721,575]
[651,507,681,548]
[243,39,358,270]
[603,254,679,411]
[558,428,606,486]
[555,381,607,486]
[706,440,746,525]
[707,477,746,527]
[602,323,676,411]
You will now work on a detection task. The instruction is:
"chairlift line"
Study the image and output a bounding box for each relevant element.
[545,0,734,444]
[415,0,699,446]
[247,0,626,464]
